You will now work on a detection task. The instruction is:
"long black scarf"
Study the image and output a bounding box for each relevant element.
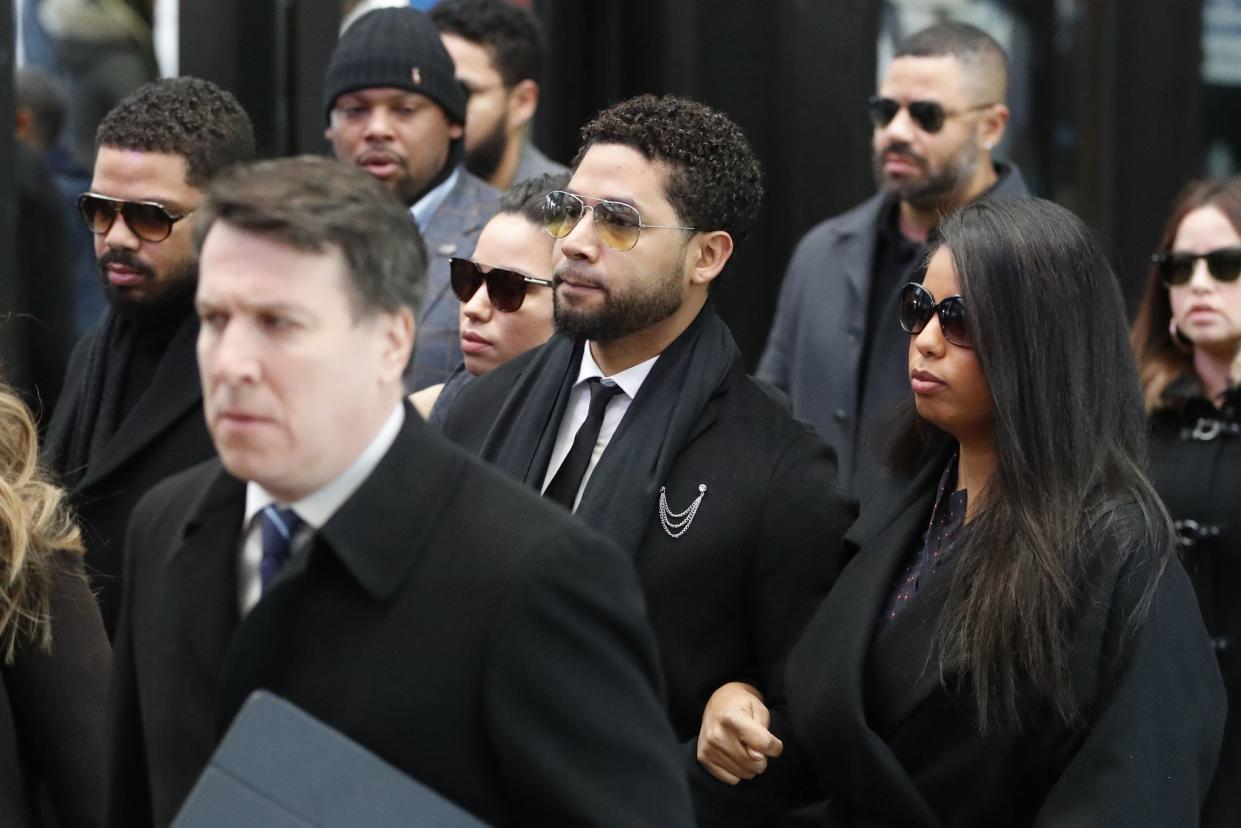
[49,309,135,488]
[479,304,741,552]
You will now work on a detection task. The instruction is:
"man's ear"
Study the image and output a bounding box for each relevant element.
[688,231,734,288]
[978,103,1009,153]
[507,80,539,133]
[379,306,416,385]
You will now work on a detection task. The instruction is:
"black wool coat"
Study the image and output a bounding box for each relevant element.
[106,408,694,828]
[44,312,214,638]
[1148,381,1241,828]
[780,463,1226,827]
[0,554,110,828]
[442,349,857,744]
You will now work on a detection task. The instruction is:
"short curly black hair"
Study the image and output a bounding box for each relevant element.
[430,0,545,87]
[574,95,764,242]
[96,77,256,189]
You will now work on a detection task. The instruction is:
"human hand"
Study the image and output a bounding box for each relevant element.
[695,681,782,785]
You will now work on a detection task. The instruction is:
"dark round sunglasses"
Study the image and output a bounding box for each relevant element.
[867,96,995,134]
[77,192,192,243]
[450,258,553,313]
[899,282,972,348]
[1152,247,1241,287]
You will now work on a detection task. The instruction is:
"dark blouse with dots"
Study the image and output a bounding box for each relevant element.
[884,455,968,622]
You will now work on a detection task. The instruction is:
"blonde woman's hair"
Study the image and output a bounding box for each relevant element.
[0,386,84,661]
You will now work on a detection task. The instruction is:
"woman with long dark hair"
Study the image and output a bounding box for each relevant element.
[696,198,1225,825]
[1131,176,1241,828]
[0,385,110,826]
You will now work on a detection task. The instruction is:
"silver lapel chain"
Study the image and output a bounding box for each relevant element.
[658,484,708,539]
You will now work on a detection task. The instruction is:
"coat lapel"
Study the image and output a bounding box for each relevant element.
[165,463,245,689]
[830,193,886,317]
[790,463,944,825]
[79,314,203,491]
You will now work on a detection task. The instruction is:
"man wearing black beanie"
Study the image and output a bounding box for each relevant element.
[324,6,499,392]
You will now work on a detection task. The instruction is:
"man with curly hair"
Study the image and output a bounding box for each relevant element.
[442,94,855,815]
[44,77,255,638]
[431,0,566,190]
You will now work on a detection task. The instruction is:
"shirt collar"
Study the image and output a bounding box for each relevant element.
[409,165,460,232]
[244,403,405,530]
[575,343,659,399]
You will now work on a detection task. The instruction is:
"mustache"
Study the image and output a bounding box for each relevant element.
[98,248,155,280]
[553,267,605,291]
[878,142,927,165]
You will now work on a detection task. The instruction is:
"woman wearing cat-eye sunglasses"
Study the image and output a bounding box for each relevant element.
[1131,175,1241,827]
[411,172,565,424]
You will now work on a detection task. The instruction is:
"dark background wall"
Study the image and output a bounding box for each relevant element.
[1,2,17,386]
[0,0,1218,387]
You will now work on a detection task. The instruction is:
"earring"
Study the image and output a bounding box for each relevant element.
[1169,319,1194,353]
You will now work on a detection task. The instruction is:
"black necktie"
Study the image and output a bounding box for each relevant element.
[259,505,304,594]
[544,378,624,510]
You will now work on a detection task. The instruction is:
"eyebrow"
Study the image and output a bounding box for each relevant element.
[569,190,641,210]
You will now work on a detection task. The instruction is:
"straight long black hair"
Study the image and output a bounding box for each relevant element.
[890,197,1174,731]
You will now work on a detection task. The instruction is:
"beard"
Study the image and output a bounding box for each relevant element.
[464,114,509,183]
[98,248,197,327]
[873,139,981,209]
[553,262,684,343]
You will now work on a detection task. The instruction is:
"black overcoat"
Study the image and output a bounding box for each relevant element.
[442,350,857,744]
[106,407,694,828]
[0,555,110,828]
[781,463,1227,827]
[44,312,214,637]
[1148,382,1241,827]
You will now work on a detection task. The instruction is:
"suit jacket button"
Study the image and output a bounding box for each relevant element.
[833,408,848,422]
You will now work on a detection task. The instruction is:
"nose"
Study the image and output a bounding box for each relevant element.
[101,209,141,251]
[879,105,917,144]
[913,314,947,357]
[205,318,262,387]
[1187,258,1216,292]
[363,107,394,141]
[558,205,600,262]
[461,281,494,322]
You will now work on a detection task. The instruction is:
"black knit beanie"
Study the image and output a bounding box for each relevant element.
[322,7,467,124]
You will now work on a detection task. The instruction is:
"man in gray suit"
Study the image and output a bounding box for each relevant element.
[757,22,1028,499]
[431,0,567,190]
[324,6,499,391]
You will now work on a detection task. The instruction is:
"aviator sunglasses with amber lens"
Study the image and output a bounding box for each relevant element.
[868,96,995,134]
[1152,247,1241,287]
[899,282,973,348]
[77,192,193,243]
[450,258,553,313]
[542,190,696,252]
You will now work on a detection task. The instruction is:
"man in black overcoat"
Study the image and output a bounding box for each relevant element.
[438,95,856,817]
[105,156,693,828]
[43,78,256,637]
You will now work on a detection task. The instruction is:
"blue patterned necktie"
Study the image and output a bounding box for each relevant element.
[259,505,304,595]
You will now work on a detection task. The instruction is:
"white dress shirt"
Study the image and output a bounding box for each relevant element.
[238,403,405,615]
[540,345,659,511]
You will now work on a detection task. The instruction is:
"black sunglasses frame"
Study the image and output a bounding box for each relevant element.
[449,258,553,313]
[77,192,192,243]
[1152,247,1241,287]
[899,281,973,349]
[867,96,995,134]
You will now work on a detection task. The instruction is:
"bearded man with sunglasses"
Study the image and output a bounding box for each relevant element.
[441,94,855,819]
[758,21,1029,501]
[44,78,256,638]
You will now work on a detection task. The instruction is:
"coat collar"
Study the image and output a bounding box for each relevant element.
[78,312,203,491]
[308,402,459,603]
